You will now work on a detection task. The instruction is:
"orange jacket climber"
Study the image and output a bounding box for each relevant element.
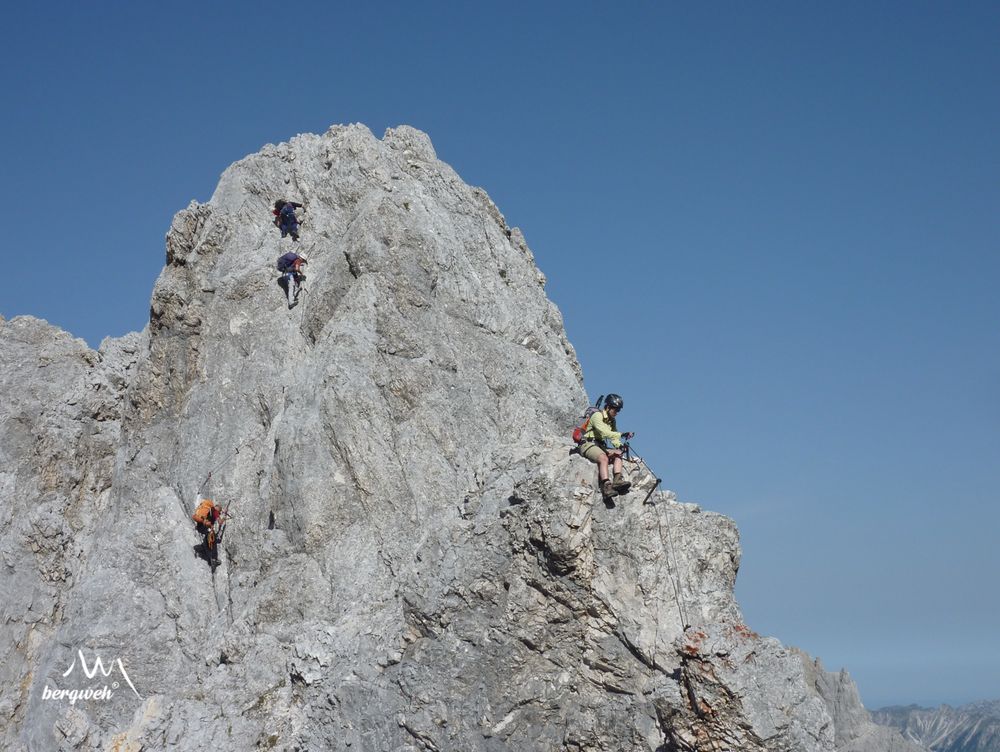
[192,498,223,529]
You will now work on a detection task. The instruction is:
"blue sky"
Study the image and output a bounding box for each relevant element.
[3,2,998,709]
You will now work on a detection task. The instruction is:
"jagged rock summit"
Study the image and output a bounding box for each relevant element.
[1,124,924,751]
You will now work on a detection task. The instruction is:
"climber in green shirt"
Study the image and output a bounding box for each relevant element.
[578,393,634,501]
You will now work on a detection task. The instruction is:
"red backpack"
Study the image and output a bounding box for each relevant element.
[572,395,604,444]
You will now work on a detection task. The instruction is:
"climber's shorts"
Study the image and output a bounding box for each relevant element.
[579,441,609,463]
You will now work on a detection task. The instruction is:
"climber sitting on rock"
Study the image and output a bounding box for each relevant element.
[273,199,303,241]
[191,498,227,561]
[578,393,634,502]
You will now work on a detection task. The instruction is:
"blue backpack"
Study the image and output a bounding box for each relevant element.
[276,253,299,273]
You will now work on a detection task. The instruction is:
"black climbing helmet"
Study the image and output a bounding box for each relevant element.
[605,394,623,411]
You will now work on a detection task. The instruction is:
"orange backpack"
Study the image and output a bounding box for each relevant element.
[192,499,217,526]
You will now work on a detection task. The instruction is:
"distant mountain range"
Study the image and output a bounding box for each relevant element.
[873,701,1000,752]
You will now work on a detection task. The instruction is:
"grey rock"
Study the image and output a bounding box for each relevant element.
[661,624,835,751]
[0,124,922,751]
[804,657,929,752]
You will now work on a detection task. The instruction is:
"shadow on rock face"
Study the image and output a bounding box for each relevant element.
[192,541,219,568]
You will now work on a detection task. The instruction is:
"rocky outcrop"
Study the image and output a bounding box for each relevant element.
[0,124,924,751]
[803,659,930,752]
[873,701,1000,751]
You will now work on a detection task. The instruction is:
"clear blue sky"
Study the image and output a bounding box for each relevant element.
[3,1,997,710]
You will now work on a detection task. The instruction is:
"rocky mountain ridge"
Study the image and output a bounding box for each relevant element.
[0,124,925,751]
[873,701,1000,752]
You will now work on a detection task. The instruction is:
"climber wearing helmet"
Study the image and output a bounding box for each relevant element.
[578,393,634,501]
[276,252,307,309]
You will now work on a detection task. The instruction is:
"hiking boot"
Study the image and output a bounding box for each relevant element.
[612,473,632,494]
[600,479,615,499]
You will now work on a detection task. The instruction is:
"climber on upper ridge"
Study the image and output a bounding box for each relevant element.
[273,199,303,241]
[577,393,634,502]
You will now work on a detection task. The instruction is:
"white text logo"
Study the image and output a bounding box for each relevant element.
[41,650,141,704]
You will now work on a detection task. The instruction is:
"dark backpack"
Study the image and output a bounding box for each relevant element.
[272,200,287,226]
[276,253,298,273]
[572,395,604,444]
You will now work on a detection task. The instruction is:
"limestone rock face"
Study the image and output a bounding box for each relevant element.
[0,124,922,751]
